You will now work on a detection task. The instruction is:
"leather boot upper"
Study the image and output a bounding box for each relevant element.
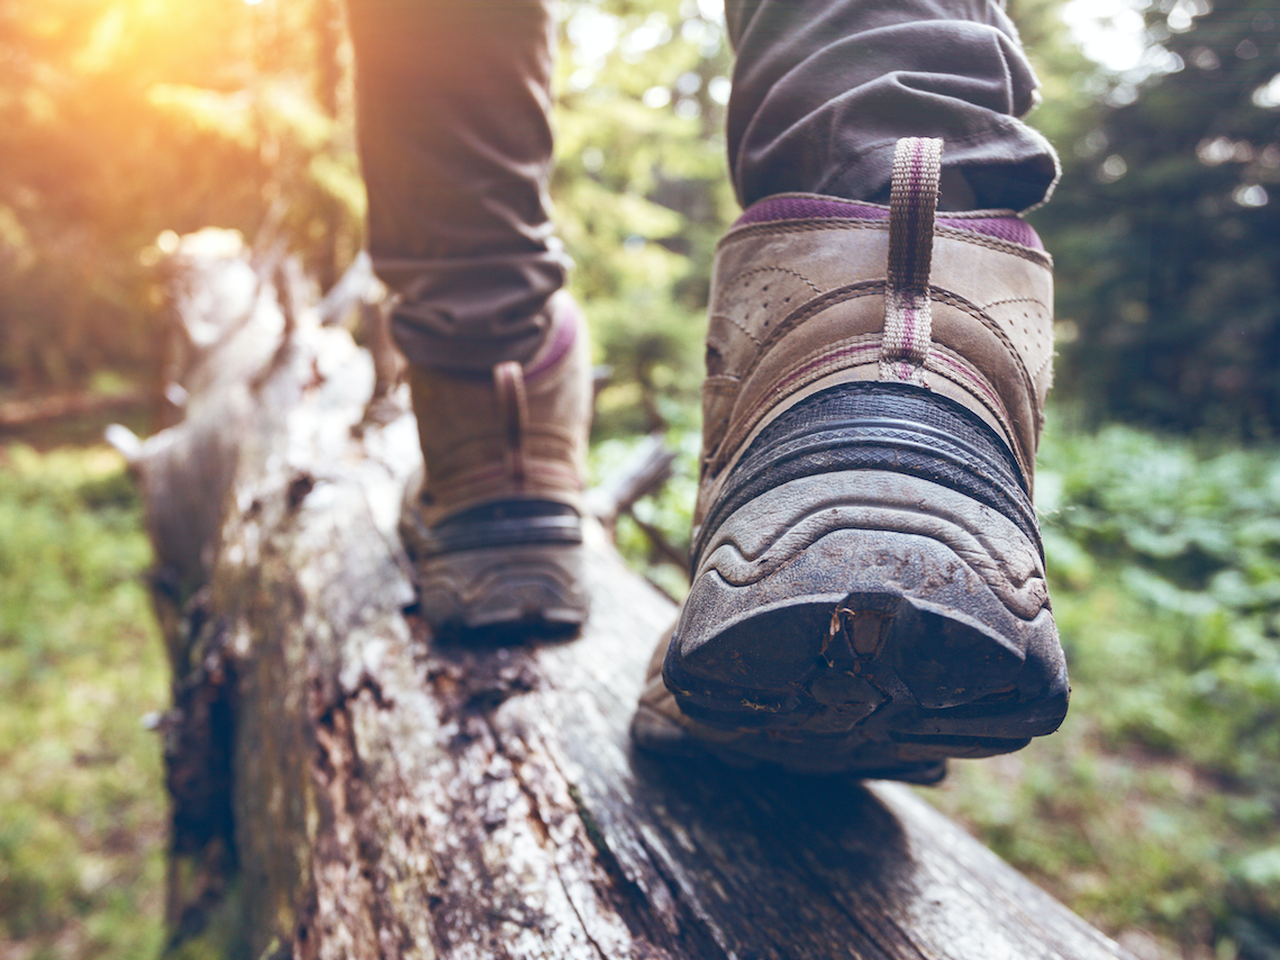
[695,142,1053,535]
[409,291,591,526]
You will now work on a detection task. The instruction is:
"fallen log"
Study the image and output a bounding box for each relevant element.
[125,230,1136,960]
[0,386,151,433]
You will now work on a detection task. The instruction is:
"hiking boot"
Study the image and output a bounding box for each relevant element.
[631,138,1068,780]
[400,291,591,633]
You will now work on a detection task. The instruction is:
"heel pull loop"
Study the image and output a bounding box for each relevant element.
[494,361,529,486]
[879,137,943,386]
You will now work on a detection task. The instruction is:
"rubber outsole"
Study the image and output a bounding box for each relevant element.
[415,541,589,631]
[661,469,1068,776]
[400,495,589,634]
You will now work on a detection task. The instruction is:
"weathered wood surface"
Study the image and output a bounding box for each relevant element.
[130,233,1136,960]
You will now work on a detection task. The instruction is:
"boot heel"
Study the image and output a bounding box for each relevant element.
[660,384,1068,773]
[416,540,587,631]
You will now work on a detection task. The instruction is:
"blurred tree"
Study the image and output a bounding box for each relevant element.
[553,0,737,437]
[0,0,363,396]
[1038,0,1280,436]
[0,0,732,429]
[1008,0,1099,149]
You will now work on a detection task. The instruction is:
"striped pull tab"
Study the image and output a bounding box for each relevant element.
[493,361,529,486]
[878,137,943,386]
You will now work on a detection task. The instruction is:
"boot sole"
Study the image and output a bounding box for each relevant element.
[663,470,1068,775]
[416,540,589,632]
[400,493,589,634]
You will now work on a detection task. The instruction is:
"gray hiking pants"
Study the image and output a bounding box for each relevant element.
[345,0,1059,371]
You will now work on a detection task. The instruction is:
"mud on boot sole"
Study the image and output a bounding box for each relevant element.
[665,471,1068,776]
[665,383,1068,774]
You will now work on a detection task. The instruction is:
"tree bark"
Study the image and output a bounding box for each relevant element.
[130,232,1136,960]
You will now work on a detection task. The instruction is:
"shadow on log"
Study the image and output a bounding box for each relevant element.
[120,230,1136,960]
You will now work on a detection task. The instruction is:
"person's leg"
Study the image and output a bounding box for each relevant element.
[634,0,1068,782]
[346,0,566,370]
[725,0,1058,210]
[348,0,591,632]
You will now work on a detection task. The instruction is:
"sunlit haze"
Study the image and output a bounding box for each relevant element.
[1061,0,1149,72]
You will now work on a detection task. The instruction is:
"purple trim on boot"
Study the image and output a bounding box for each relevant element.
[939,214,1042,249]
[736,196,888,226]
[734,196,1043,250]
[525,297,579,379]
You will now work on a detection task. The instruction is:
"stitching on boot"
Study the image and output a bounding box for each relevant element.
[980,295,1046,311]
[732,264,824,295]
[705,284,883,473]
[721,219,1050,268]
[935,225,1053,264]
[880,137,942,385]
[709,310,764,347]
[732,339,881,440]
[721,218,889,245]
[930,287,1041,446]
[924,349,1021,459]
[753,281,883,360]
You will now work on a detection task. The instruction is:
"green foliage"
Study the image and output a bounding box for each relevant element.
[1035,0,1280,435]
[1039,424,1280,784]
[0,0,361,394]
[0,444,167,960]
[589,424,701,598]
[554,0,736,437]
[928,421,1280,957]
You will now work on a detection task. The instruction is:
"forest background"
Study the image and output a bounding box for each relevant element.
[3,0,1280,958]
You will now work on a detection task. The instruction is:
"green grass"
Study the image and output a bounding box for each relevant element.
[0,442,167,960]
